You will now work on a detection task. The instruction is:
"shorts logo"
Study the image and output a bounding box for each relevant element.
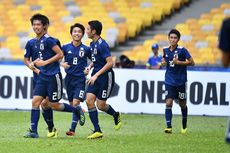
[179,92,186,100]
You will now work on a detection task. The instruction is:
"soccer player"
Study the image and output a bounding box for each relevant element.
[85,20,121,139]
[24,14,85,138]
[62,23,91,136]
[218,17,230,143]
[24,31,57,138]
[161,29,194,134]
[146,43,162,69]
[219,18,230,67]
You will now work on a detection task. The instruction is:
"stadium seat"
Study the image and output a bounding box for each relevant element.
[0,48,12,60]
[0,0,198,62]
[120,2,230,65]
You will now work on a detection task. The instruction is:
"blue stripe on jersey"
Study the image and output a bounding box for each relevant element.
[89,38,112,73]
[62,42,91,76]
[163,46,191,86]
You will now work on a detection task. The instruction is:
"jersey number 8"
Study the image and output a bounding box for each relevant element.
[73,57,78,65]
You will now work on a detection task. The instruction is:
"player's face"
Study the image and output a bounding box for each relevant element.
[71,27,83,42]
[32,20,45,35]
[152,48,158,54]
[86,25,93,39]
[168,34,179,47]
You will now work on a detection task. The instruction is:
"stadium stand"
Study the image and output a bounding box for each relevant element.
[122,2,230,66]
[0,0,188,61]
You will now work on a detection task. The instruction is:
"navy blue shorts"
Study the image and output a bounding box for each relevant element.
[34,72,63,102]
[65,74,86,102]
[165,83,187,100]
[87,70,114,100]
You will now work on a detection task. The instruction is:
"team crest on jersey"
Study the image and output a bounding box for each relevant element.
[40,43,44,50]
[174,51,178,58]
[79,47,85,57]
[93,48,97,54]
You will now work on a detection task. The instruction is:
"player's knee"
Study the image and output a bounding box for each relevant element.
[96,103,106,111]
[179,101,186,108]
[166,104,172,108]
[72,100,80,106]
[165,99,173,107]
[32,99,41,107]
[86,99,95,108]
[96,100,107,111]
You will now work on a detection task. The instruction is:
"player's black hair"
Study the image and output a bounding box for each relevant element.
[168,29,181,39]
[70,23,85,35]
[30,13,49,26]
[88,20,102,35]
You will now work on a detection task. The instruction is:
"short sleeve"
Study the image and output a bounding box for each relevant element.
[183,48,191,59]
[46,37,59,49]
[146,58,151,65]
[62,45,67,55]
[24,41,31,58]
[100,42,111,59]
[85,46,91,59]
[162,49,166,58]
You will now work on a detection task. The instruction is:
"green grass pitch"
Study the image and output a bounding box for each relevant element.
[0,110,229,153]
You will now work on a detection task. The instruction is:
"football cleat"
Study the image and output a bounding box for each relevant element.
[87,131,103,139]
[164,128,172,134]
[114,112,122,130]
[181,128,187,134]
[24,129,39,138]
[66,129,75,136]
[47,128,58,138]
[75,106,85,126]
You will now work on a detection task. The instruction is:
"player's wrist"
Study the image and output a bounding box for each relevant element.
[94,73,99,77]
[29,62,35,69]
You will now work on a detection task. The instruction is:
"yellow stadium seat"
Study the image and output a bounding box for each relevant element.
[220,3,230,9]
[198,19,211,26]
[117,23,128,43]
[206,35,218,43]
[153,34,167,41]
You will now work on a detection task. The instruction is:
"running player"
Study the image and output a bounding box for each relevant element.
[161,29,195,134]
[85,20,122,139]
[24,14,85,138]
[62,23,91,136]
